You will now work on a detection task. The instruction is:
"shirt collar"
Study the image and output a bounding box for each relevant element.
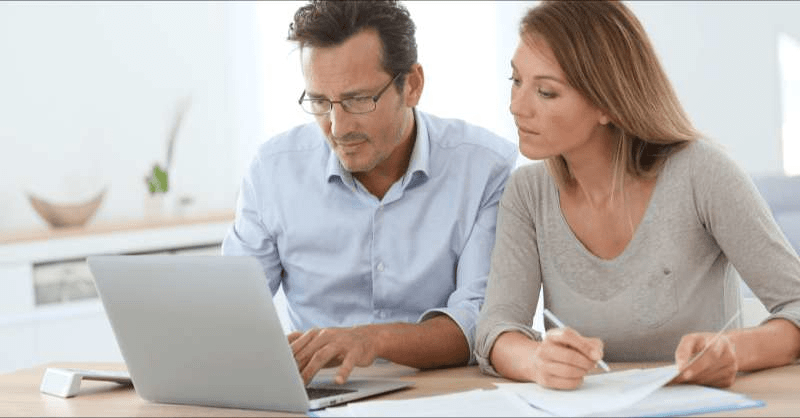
[326,142,352,185]
[402,109,430,188]
[325,109,430,188]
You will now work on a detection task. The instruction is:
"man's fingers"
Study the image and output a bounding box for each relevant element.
[302,344,344,385]
[335,353,358,385]
[291,328,324,370]
[291,328,319,355]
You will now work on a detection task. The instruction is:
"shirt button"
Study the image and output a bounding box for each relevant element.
[377,262,385,272]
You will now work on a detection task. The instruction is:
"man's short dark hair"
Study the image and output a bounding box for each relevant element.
[288,0,417,89]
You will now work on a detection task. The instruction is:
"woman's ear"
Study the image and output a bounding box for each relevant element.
[598,111,611,126]
[404,63,424,107]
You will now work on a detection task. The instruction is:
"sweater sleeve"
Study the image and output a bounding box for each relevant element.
[475,165,544,376]
[692,142,800,329]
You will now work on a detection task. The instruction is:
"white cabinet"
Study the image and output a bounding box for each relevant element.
[0,213,232,373]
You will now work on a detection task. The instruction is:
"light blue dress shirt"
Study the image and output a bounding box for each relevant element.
[222,110,517,362]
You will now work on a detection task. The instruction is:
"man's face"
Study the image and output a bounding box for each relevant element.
[301,30,415,175]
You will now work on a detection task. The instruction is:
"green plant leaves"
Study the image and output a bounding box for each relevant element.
[146,164,169,193]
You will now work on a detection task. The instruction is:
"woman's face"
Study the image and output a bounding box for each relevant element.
[509,36,610,161]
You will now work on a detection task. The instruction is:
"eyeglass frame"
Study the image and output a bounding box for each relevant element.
[297,73,402,115]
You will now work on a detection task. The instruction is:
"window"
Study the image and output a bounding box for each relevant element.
[779,32,800,176]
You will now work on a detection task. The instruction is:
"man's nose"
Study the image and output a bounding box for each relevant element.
[328,104,355,139]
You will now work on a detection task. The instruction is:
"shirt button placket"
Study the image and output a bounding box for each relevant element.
[373,203,385,320]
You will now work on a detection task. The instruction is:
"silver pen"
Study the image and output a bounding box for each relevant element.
[543,309,611,372]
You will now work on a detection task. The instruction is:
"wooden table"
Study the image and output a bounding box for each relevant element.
[1,362,798,416]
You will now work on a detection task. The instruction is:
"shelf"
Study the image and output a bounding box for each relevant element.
[0,211,234,244]
[0,211,237,374]
[0,211,234,265]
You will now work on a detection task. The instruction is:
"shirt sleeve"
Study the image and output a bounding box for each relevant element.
[693,143,800,329]
[474,166,544,376]
[222,156,283,296]
[419,147,517,365]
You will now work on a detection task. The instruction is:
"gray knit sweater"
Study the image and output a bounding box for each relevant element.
[475,140,800,374]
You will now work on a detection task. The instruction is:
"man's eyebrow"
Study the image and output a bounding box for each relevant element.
[305,86,374,100]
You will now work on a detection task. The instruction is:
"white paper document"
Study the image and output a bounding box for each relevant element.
[605,384,764,417]
[496,365,763,417]
[315,388,553,417]
[496,365,680,416]
[315,365,763,417]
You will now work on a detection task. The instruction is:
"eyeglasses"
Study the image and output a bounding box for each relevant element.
[298,73,401,115]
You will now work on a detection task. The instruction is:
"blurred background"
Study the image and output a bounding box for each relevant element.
[1,1,798,233]
[0,1,799,373]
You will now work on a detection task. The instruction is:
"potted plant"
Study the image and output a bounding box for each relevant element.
[144,96,191,218]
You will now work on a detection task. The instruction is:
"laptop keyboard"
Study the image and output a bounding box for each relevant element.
[306,387,357,400]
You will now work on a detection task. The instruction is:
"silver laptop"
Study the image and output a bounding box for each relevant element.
[87,255,411,413]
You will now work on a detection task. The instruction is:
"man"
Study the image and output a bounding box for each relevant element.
[222,0,516,385]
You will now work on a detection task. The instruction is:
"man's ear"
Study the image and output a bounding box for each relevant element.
[404,63,424,107]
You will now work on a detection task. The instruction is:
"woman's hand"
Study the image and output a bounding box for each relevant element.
[491,328,605,390]
[530,327,606,389]
[673,332,738,388]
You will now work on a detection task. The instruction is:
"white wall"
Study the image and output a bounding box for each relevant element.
[628,1,800,176]
[487,2,800,174]
[0,2,246,233]
[3,1,797,235]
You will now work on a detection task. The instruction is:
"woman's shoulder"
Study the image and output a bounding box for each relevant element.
[668,139,739,173]
[503,161,555,208]
[509,161,551,189]
[664,138,752,195]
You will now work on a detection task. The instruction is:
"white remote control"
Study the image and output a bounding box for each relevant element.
[40,368,132,398]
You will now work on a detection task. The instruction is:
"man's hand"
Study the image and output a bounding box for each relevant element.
[288,326,382,385]
[673,332,738,388]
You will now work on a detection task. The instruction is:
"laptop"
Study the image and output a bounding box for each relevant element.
[87,255,412,413]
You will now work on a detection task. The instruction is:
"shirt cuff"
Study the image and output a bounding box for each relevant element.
[418,307,477,365]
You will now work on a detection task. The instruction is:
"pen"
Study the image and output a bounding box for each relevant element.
[680,309,741,372]
[543,308,611,372]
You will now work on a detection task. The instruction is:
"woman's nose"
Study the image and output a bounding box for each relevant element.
[510,88,535,118]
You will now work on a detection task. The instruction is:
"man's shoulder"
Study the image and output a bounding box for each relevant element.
[254,123,326,162]
[419,111,516,161]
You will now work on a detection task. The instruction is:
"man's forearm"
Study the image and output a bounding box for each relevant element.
[365,315,471,369]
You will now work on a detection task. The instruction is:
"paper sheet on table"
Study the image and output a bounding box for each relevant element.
[495,365,679,416]
[315,388,554,417]
[596,384,764,417]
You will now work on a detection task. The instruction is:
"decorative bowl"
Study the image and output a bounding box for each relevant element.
[27,188,106,229]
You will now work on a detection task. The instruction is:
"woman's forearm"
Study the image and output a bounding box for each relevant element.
[489,331,541,381]
[728,318,800,372]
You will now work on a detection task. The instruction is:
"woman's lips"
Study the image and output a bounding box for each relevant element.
[517,127,540,135]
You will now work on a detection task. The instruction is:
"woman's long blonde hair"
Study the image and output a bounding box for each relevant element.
[521,1,701,187]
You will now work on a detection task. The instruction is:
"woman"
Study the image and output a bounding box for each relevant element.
[475,0,800,390]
